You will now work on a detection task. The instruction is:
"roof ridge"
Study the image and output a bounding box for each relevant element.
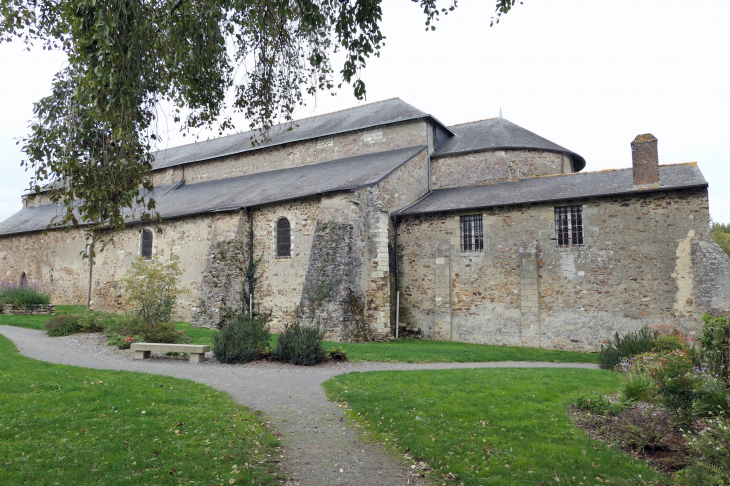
[448,117,499,128]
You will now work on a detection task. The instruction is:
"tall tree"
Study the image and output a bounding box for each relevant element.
[0,0,520,254]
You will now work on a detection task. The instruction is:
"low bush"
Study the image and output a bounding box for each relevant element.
[696,375,730,417]
[654,334,689,353]
[620,372,656,402]
[597,326,655,370]
[212,314,271,364]
[698,313,730,384]
[574,394,625,416]
[675,415,730,485]
[106,332,141,349]
[0,279,52,306]
[273,320,327,366]
[44,314,81,337]
[326,346,348,362]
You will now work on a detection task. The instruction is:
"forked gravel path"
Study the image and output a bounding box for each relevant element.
[0,326,597,486]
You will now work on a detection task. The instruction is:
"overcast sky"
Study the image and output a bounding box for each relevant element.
[0,0,728,224]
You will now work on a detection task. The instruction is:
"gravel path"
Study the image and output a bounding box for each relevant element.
[0,326,598,485]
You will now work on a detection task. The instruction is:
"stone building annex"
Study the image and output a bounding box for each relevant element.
[1,98,728,350]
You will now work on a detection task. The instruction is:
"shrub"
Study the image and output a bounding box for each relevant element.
[327,347,349,362]
[698,313,730,384]
[654,334,689,353]
[597,326,656,370]
[0,278,52,306]
[44,315,81,337]
[121,257,187,343]
[106,333,142,349]
[696,375,730,417]
[574,394,625,416]
[675,415,730,485]
[122,256,187,328]
[620,372,656,403]
[212,314,271,364]
[618,421,671,454]
[273,320,327,366]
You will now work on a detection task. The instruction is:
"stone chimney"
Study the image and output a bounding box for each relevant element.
[631,133,660,189]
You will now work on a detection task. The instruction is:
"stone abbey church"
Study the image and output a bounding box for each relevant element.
[1,99,728,350]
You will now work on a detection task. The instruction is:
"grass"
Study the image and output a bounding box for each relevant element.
[0,333,281,485]
[324,368,662,485]
[1,311,596,363]
[0,305,85,330]
[322,337,596,363]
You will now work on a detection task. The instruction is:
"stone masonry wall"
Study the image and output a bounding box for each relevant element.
[373,149,430,212]
[191,197,321,331]
[298,189,391,341]
[151,120,429,187]
[430,150,572,190]
[397,187,719,351]
[0,213,237,321]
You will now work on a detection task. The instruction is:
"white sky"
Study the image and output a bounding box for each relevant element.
[1,0,728,224]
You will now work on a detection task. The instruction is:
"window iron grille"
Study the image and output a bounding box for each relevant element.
[460,215,484,252]
[276,218,291,257]
[554,206,584,247]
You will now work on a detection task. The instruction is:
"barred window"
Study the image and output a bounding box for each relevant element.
[276,218,291,257]
[460,215,483,252]
[554,206,584,247]
[140,229,153,259]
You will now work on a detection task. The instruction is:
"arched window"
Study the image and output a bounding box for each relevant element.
[141,229,153,259]
[19,272,28,287]
[276,218,291,258]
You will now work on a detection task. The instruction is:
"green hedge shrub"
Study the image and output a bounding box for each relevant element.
[273,320,326,366]
[44,315,81,337]
[212,314,271,364]
[597,326,656,370]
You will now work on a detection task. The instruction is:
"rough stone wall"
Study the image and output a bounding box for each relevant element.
[298,189,391,341]
[191,197,321,331]
[0,214,236,321]
[398,187,718,351]
[430,150,572,189]
[151,120,429,187]
[372,149,429,212]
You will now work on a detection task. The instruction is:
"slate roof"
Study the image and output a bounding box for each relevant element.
[152,98,450,171]
[0,146,427,236]
[432,117,587,172]
[395,163,706,216]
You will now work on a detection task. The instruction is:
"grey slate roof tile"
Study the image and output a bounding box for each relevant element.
[152,98,448,171]
[396,163,707,216]
[433,117,587,172]
[0,146,427,236]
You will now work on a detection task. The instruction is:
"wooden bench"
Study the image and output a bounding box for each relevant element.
[130,343,211,363]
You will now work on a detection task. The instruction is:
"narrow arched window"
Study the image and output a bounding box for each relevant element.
[20,272,28,287]
[276,218,291,258]
[141,229,153,259]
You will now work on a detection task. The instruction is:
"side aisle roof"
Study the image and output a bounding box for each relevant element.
[395,163,707,216]
[0,146,427,236]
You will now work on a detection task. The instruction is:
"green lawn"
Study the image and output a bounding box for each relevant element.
[0,334,281,485]
[324,368,662,486]
[323,337,596,363]
[1,310,595,363]
[0,304,85,330]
